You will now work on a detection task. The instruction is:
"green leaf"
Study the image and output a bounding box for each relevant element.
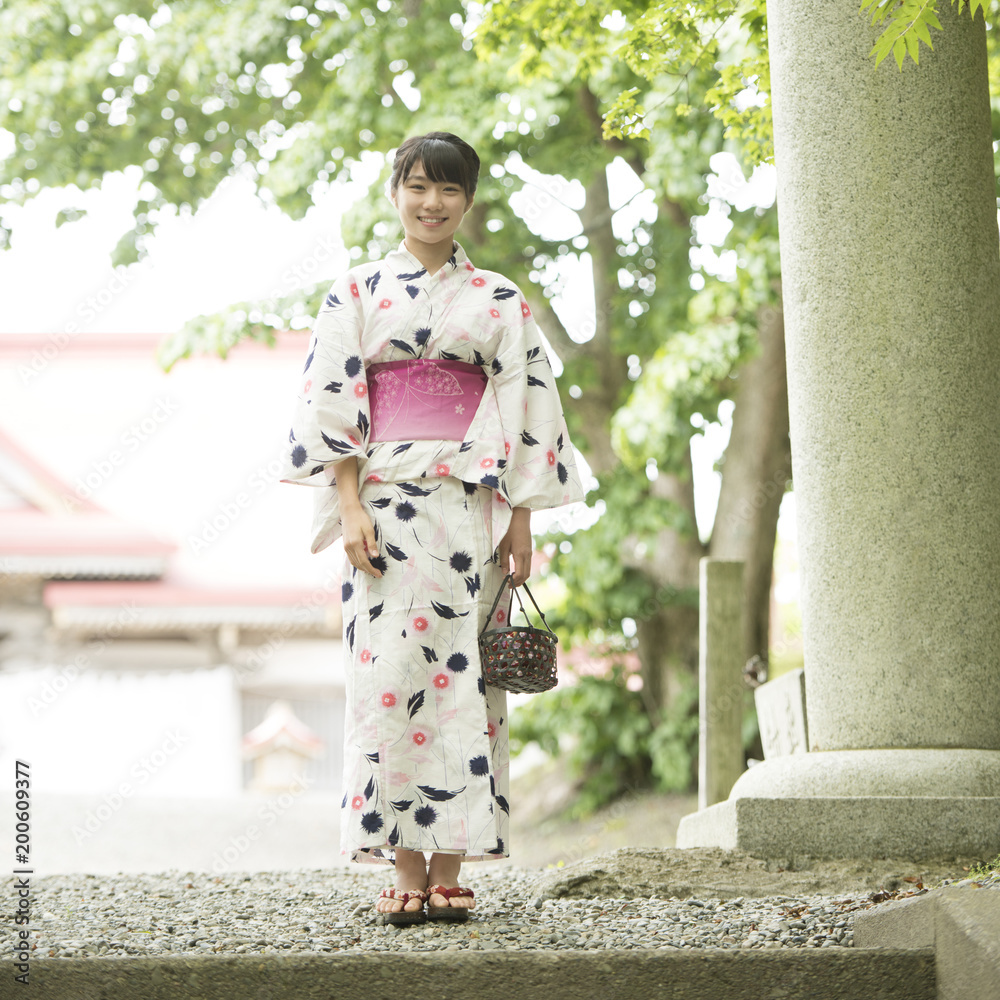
[913,17,934,47]
[870,36,891,67]
[862,0,898,26]
[893,35,906,69]
[864,0,950,67]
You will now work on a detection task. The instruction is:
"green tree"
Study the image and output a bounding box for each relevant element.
[475,0,788,735]
[0,0,789,797]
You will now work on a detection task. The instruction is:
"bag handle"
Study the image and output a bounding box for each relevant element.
[483,573,556,636]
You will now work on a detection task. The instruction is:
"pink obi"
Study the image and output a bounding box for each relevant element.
[367,358,488,443]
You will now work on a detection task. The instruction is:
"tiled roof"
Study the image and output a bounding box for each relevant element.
[44,580,340,630]
[0,426,175,577]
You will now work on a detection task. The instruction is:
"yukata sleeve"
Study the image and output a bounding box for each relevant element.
[490,298,585,511]
[279,271,371,487]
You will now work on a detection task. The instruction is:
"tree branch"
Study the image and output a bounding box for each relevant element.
[578,83,647,177]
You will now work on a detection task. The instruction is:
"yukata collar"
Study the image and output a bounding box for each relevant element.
[391,240,472,277]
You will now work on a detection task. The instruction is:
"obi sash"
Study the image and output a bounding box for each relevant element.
[367,358,488,443]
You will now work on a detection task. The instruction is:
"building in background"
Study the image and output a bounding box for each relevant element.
[0,333,346,801]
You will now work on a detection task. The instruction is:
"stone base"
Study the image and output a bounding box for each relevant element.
[676,795,1000,859]
[678,749,1000,858]
[855,886,1000,1000]
[728,749,1000,799]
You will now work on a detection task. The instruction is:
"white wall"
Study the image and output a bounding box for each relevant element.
[0,663,243,797]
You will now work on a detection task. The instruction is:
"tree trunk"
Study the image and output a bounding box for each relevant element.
[710,302,792,665]
[630,447,705,721]
[635,602,700,725]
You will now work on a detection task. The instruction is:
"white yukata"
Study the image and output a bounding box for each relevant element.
[281,240,584,865]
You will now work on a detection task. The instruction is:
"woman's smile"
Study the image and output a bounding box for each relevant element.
[391,160,474,269]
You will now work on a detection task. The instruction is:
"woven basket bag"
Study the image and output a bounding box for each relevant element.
[478,573,559,694]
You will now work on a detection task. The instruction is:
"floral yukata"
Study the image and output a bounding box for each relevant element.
[281,240,584,865]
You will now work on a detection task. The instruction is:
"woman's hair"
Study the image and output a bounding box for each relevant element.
[390,132,480,201]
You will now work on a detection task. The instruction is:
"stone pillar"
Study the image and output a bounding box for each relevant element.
[678,0,1000,857]
[698,559,745,809]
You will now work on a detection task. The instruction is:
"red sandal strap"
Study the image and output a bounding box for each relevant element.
[427,884,474,899]
[379,888,427,903]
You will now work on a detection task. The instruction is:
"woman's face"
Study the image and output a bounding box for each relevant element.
[391,160,473,259]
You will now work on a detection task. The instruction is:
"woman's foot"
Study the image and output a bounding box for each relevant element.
[375,848,429,925]
[426,853,475,920]
[426,884,475,921]
[376,887,427,925]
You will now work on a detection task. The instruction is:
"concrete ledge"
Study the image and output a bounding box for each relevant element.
[10,948,936,1000]
[855,887,1000,1000]
[676,797,1000,858]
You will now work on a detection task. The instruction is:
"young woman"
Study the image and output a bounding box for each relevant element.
[281,132,583,923]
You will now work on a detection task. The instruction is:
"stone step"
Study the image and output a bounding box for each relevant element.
[18,947,935,1000]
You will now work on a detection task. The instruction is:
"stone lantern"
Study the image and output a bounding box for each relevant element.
[242,700,325,792]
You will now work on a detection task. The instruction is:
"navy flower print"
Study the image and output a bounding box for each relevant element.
[414,805,437,828]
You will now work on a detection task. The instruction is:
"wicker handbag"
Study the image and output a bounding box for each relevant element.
[479,573,559,694]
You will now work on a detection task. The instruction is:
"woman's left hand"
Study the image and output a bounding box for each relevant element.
[498,507,532,587]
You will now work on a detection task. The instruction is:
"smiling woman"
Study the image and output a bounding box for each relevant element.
[279,130,584,926]
[388,132,481,274]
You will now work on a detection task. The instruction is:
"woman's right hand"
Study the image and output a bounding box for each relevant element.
[340,501,383,578]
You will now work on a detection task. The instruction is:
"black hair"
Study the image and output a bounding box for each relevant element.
[390,132,480,201]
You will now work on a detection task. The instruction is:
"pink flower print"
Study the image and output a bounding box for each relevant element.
[380,690,397,709]
[351,795,364,810]
[480,457,495,469]
[472,276,486,287]
[350,282,359,298]
[303,379,312,394]
[521,301,531,317]
[487,721,497,738]
[413,616,429,632]
[348,434,360,446]
[366,473,382,483]
[379,298,392,309]
[354,383,368,398]
[490,308,500,318]
[465,261,475,271]
[412,730,429,746]
[433,673,449,689]
[547,449,556,466]
[360,648,372,663]
[435,464,450,476]
[495,492,506,504]
[496,608,506,624]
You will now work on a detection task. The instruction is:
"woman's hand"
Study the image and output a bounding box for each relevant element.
[333,456,382,579]
[498,507,532,587]
[341,500,382,579]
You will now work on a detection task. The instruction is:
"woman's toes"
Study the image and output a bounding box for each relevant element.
[429,890,473,909]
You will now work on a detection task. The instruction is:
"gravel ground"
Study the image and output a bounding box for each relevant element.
[14,865,998,960]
